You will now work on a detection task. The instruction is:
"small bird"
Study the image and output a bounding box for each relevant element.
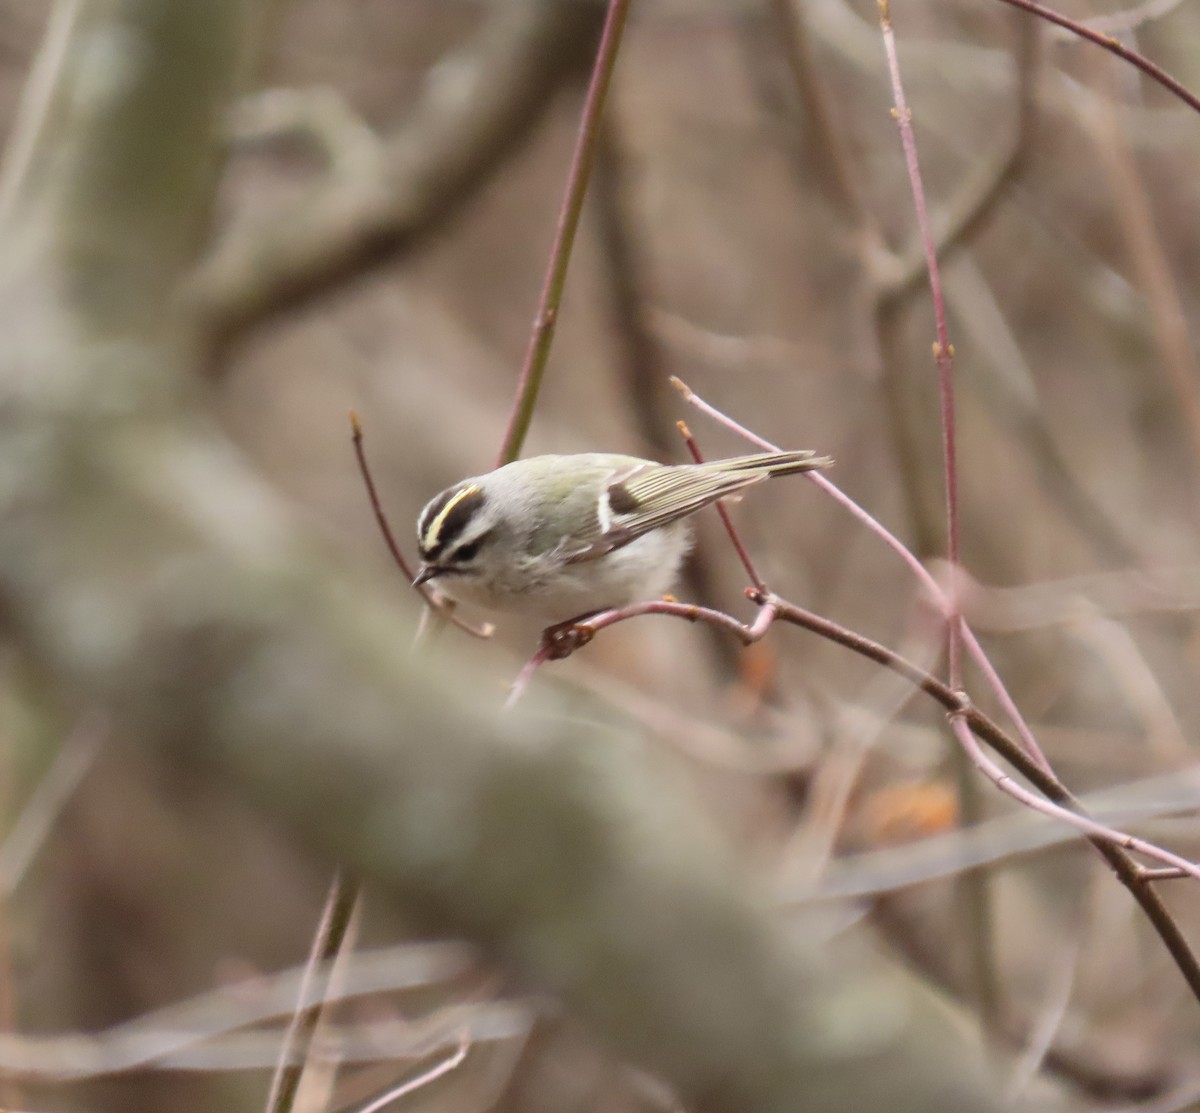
[414,450,831,623]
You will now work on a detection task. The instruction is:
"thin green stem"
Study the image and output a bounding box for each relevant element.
[496,0,632,466]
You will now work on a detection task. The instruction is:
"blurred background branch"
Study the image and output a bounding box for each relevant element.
[187,0,604,354]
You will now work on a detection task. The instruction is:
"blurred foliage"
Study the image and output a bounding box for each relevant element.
[0,0,1198,1110]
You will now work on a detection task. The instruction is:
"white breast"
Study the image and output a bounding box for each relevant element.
[441,522,693,623]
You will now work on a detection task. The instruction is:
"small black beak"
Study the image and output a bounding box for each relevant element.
[412,564,438,588]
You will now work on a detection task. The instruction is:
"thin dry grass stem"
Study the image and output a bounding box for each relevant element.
[0,0,79,225]
[963,565,1200,629]
[353,1033,469,1113]
[782,648,936,887]
[992,0,1200,114]
[1084,73,1200,471]
[349,413,493,640]
[942,260,1138,566]
[1005,935,1081,1101]
[496,0,632,467]
[0,709,106,895]
[676,421,766,593]
[877,0,961,687]
[0,709,102,1105]
[265,869,361,1113]
[799,768,1200,902]
[1071,610,1192,763]
[0,945,490,1079]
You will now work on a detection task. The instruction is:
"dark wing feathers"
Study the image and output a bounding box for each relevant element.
[579,450,828,558]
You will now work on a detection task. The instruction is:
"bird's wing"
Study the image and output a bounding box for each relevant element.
[564,451,829,563]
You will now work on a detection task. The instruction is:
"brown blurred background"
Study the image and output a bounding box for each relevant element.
[2,0,1199,1110]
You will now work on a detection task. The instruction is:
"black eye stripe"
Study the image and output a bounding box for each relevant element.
[449,530,491,564]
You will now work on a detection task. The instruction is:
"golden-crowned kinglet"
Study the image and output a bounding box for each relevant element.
[413,450,831,622]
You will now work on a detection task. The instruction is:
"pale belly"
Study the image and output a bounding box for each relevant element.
[439,526,690,623]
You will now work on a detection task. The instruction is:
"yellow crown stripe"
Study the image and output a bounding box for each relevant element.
[425,483,481,548]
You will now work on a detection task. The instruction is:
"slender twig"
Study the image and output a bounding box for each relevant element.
[671,376,1056,776]
[514,586,1200,895]
[496,0,632,466]
[677,421,765,593]
[949,713,1200,884]
[878,0,961,687]
[506,597,780,707]
[670,375,942,600]
[506,583,1200,1006]
[265,869,360,1113]
[1138,867,1187,881]
[957,619,1053,777]
[992,0,1200,115]
[880,12,1039,306]
[349,413,493,639]
[942,712,1200,1004]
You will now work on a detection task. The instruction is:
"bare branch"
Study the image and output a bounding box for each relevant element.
[187,0,603,350]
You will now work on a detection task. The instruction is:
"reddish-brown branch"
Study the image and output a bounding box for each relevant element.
[992,0,1200,114]
[506,581,1200,1006]
[496,0,632,466]
[877,0,962,686]
[676,421,767,593]
[350,413,493,639]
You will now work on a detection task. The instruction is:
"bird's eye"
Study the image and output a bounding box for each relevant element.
[453,538,484,563]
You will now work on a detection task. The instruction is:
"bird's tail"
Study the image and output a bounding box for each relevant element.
[714,450,833,477]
